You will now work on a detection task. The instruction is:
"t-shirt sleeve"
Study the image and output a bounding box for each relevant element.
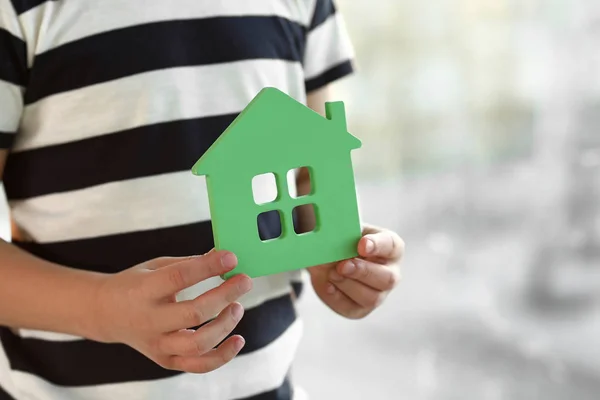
[0,0,27,150]
[303,0,355,93]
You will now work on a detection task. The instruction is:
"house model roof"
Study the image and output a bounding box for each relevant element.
[191,87,361,176]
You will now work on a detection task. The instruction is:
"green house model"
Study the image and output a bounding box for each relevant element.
[191,87,362,279]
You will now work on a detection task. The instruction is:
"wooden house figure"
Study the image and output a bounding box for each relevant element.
[191,87,362,279]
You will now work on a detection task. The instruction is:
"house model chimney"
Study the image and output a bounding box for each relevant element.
[325,101,347,131]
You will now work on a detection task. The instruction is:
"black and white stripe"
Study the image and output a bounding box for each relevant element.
[0,133,14,150]
[14,59,304,151]
[0,294,298,386]
[4,115,234,199]
[0,385,15,400]
[0,387,14,400]
[1,0,352,398]
[0,28,26,86]
[1,316,303,399]
[9,0,56,15]
[24,16,306,104]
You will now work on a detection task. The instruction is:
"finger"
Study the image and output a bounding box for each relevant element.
[158,302,244,356]
[167,335,245,374]
[328,270,387,310]
[323,283,373,320]
[159,274,252,332]
[146,250,239,299]
[358,230,404,261]
[335,258,401,292]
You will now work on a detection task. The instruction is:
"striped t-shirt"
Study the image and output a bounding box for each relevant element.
[0,1,355,399]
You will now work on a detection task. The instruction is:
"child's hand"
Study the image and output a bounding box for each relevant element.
[90,250,252,374]
[308,224,404,319]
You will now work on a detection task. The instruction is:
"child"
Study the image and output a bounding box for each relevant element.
[0,0,404,399]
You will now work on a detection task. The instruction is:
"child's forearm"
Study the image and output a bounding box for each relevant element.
[0,239,107,339]
[0,241,255,372]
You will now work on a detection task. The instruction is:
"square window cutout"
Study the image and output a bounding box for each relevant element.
[252,172,278,204]
[287,167,312,198]
[257,210,283,241]
[292,203,318,234]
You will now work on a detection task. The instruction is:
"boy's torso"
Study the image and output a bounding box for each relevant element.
[5,0,313,260]
[0,1,328,399]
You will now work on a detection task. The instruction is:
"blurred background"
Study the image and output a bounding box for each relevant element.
[293,0,600,399]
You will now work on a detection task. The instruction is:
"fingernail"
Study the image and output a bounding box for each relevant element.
[221,253,238,269]
[326,283,336,295]
[365,239,375,254]
[330,270,344,282]
[238,276,253,293]
[234,336,246,352]
[342,261,356,275]
[230,303,244,320]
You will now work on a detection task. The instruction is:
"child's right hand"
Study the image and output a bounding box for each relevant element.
[89,250,252,374]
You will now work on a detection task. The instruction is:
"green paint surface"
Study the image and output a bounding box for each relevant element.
[191,87,362,279]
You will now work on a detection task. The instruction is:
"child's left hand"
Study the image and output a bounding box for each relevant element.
[307,224,404,319]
